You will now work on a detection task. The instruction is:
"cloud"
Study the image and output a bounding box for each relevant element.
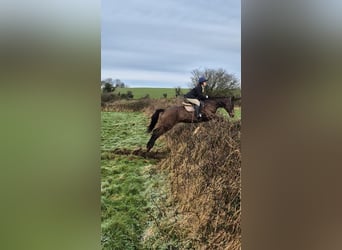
[102,0,240,88]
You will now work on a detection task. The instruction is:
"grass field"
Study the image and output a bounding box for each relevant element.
[101,112,164,249]
[116,87,189,99]
[115,87,241,100]
[216,106,241,122]
[101,112,150,150]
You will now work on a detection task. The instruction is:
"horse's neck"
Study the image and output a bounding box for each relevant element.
[204,101,220,114]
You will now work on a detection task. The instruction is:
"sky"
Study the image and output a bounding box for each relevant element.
[101,0,240,88]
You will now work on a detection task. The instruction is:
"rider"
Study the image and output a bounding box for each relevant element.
[184,76,209,118]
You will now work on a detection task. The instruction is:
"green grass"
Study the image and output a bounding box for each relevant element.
[101,156,156,249]
[101,111,163,249]
[217,106,241,122]
[114,87,241,100]
[116,87,189,99]
[101,112,149,150]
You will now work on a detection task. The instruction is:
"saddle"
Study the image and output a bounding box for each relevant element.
[182,101,195,112]
[182,100,205,112]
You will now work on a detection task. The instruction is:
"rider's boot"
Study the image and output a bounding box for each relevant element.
[194,105,202,119]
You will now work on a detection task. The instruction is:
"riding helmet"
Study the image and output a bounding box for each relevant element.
[198,76,208,84]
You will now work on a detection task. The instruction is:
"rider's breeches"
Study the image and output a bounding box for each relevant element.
[185,98,200,106]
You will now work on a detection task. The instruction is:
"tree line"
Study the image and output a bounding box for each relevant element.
[101,68,241,101]
[101,78,128,93]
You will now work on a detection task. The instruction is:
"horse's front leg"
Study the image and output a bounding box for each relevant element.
[146,131,158,152]
[146,127,164,152]
[146,125,172,152]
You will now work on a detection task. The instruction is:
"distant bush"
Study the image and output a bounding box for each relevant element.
[120,90,134,99]
[101,92,120,103]
[175,86,183,97]
[102,99,152,112]
[101,90,137,107]
[102,82,116,93]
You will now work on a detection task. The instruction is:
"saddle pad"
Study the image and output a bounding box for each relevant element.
[184,105,194,112]
[182,101,192,106]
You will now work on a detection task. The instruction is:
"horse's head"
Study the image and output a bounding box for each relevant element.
[222,96,240,118]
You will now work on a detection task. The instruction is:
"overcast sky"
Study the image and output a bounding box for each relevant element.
[101,0,240,88]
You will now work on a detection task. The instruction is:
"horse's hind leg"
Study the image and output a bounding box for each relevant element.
[146,126,169,152]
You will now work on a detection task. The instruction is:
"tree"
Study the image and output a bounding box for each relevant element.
[190,68,240,97]
[103,82,115,93]
[114,79,122,87]
[103,78,113,84]
[114,79,126,88]
[101,78,112,87]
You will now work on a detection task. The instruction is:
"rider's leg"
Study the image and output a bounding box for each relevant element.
[185,98,201,118]
[199,101,204,117]
[195,104,201,118]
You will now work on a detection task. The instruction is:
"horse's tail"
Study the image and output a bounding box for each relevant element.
[147,109,164,133]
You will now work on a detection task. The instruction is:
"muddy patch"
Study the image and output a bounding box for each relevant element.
[102,147,170,161]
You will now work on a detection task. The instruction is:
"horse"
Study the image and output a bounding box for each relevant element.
[146,96,240,151]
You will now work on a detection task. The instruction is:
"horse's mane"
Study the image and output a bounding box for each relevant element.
[207,96,241,100]
[207,96,231,100]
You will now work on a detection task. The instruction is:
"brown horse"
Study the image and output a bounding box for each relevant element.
[146,96,240,151]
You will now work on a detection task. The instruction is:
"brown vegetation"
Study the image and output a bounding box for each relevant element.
[101,97,183,113]
[145,119,241,249]
[101,98,152,112]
